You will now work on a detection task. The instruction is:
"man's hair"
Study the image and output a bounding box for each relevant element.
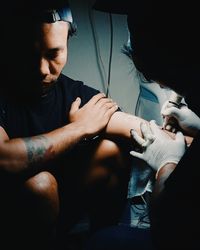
[0,0,76,99]
[2,0,76,36]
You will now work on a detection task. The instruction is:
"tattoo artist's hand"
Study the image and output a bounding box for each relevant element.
[161,100,200,137]
[130,120,186,175]
[69,93,118,137]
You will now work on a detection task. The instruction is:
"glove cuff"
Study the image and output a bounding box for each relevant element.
[155,161,178,179]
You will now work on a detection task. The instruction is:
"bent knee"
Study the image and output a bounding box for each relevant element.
[86,139,130,186]
[93,139,131,166]
[94,139,122,161]
[24,171,58,197]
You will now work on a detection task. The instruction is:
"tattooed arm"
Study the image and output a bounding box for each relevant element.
[0,93,118,174]
[0,123,86,174]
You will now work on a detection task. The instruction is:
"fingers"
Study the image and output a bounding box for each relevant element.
[163,117,170,130]
[99,98,118,109]
[70,97,81,113]
[88,93,106,105]
[104,104,119,117]
[94,94,117,109]
[130,150,143,159]
[175,131,185,144]
[130,122,155,148]
[161,107,180,132]
[94,94,119,118]
[164,123,176,133]
[140,121,155,147]
[161,100,181,117]
[141,122,153,139]
[130,129,146,146]
[130,123,155,148]
[161,101,180,131]
[162,106,181,119]
[88,93,118,112]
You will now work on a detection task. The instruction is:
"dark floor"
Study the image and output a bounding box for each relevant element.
[60,197,151,250]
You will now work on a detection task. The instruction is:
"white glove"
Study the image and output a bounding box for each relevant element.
[130,120,186,175]
[161,100,200,137]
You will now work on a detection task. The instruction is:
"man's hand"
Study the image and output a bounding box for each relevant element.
[161,100,200,137]
[69,93,118,138]
[130,120,186,176]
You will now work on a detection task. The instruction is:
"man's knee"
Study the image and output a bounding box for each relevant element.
[85,139,131,187]
[93,139,128,163]
[24,171,60,224]
[24,171,58,197]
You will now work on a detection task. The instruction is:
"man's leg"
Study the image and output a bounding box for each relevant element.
[0,171,60,250]
[83,138,132,231]
[49,138,131,249]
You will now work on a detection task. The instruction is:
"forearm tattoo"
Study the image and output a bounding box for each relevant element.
[23,135,52,165]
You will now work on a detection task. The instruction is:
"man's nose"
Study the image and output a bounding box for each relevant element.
[39,57,50,76]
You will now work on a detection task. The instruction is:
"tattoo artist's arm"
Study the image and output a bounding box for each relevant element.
[152,163,177,198]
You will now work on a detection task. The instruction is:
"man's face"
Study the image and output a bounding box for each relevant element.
[34,21,69,95]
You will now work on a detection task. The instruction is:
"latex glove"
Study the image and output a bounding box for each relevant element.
[130,120,186,175]
[161,100,200,137]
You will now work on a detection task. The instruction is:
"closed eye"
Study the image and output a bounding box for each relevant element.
[45,48,63,60]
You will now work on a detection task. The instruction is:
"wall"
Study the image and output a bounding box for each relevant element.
[64,0,140,114]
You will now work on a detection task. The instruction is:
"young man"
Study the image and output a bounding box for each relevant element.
[90,0,200,250]
[0,1,132,249]
[0,1,163,249]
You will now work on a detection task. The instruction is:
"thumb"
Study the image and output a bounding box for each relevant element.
[70,97,81,113]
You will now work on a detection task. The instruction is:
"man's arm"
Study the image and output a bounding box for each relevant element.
[0,93,118,174]
[0,123,87,173]
[104,111,193,145]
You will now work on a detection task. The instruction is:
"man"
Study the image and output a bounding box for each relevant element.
[0,1,130,249]
[91,0,200,250]
[0,1,161,249]
[0,0,132,249]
